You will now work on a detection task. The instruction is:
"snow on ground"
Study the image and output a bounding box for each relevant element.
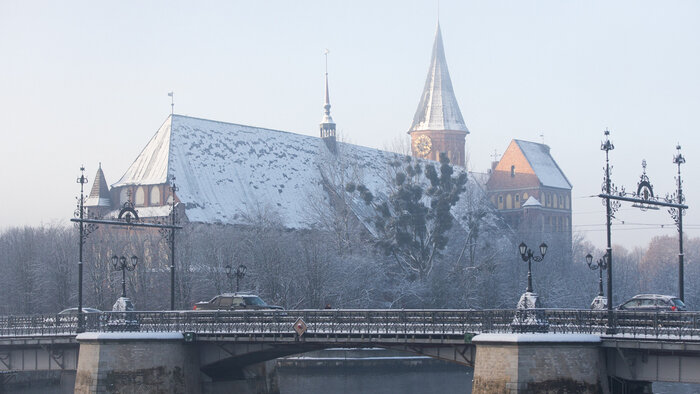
[473,333,601,343]
[76,332,183,340]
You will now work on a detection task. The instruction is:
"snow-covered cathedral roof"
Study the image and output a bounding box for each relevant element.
[111,114,496,231]
[409,23,469,134]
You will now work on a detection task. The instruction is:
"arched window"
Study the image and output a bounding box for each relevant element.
[523,192,529,202]
[506,194,513,209]
[150,186,161,205]
[135,186,145,206]
[511,165,515,177]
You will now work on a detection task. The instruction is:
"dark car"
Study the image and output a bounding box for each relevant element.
[618,294,687,312]
[193,293,283,311]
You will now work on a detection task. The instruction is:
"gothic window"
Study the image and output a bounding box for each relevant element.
[523,192,529,202]
[511,165,515,177]
[565,195,570,210]
[553,194,558,208]
[498,195,504,209]
[506,194,513,209]
[150,186,161,205]
[135,187,145,206]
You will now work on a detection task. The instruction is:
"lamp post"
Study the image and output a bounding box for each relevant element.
[672,144,685,301]
[601,129,615,331]
[586,253,608,297]
[225,264,247,292]
[111,255,138,298]
[518,242,547,293]
[76,166,87,332]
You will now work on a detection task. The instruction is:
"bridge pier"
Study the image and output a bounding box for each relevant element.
[471,333,608,393]
[74,332,201,394]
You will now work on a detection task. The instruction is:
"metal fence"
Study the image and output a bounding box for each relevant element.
[1,309,700,340]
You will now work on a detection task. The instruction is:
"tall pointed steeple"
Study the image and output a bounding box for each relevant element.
[320,50,337,153]
[409,23,469,166]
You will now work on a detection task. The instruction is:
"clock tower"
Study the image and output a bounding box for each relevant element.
[409,23,469,166]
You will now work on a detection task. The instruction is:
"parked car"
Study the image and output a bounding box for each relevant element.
[59,307,102,315]
[617,294,687,312]
[45,307,101,326]
[193,293,283,311]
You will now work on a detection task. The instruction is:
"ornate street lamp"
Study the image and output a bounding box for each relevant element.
[225,264,247,292]
[518,242,547,293]
[586,252,609,297]
[111,255,138,298]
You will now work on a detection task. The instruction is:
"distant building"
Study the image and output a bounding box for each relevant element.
[85,22,570,255]
[485,139,572,257]
[85,77,499,237]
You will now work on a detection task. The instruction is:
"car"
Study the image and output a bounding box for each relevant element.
[45,307,102,326]
[617,294,687,312]
[58,307,102,315]
[193,293,283,311]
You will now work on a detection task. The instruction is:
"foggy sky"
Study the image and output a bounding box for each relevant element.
[1,1,699,251]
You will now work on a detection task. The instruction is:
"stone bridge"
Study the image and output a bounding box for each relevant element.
[1,309,700,393]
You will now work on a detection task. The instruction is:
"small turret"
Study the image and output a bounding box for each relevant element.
[85,163,112,217]
[320,50,336,153]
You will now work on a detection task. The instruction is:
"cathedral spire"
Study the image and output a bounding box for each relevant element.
[320,49,337,152]
[408,23,469,166]
[409,23,468,134]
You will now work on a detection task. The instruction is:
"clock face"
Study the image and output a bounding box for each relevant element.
[413,134,432,157]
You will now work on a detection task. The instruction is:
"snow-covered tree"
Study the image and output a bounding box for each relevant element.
[348,153,467,280]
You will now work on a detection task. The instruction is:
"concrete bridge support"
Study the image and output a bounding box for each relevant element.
[74,332,201,394]
[471,333,608,393]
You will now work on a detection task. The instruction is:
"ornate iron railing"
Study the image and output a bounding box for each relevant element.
[1,309,699,340]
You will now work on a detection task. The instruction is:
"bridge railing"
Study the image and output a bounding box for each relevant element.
[1,309,700,340]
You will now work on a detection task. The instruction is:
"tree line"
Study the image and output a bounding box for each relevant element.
[0,155,696,314]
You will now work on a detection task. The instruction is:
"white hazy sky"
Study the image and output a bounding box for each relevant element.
[1,1,699,251]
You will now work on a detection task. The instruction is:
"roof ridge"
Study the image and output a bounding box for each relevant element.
[172,114,308,137]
